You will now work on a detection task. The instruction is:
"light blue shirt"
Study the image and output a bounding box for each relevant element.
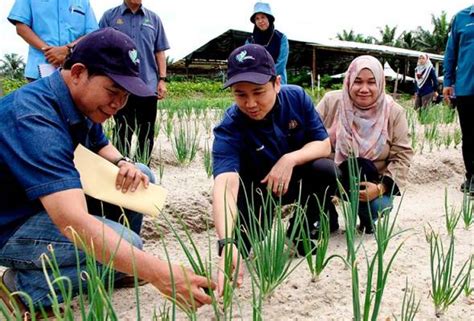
[99,3,170,92]
[443,5,474,96]
[8,0,98,80]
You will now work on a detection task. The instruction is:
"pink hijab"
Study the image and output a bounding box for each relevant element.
[328,55,393,165]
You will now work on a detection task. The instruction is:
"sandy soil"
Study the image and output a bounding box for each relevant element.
[104,143,473,321]
[2,123,472,320]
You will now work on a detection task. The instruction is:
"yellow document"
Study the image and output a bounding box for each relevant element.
[73,144,166,216]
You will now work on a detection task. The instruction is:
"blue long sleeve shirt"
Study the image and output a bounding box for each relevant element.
[443,5,474,96]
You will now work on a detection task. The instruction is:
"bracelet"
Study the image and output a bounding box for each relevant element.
[114,156,134,166]
[376,184,384,197]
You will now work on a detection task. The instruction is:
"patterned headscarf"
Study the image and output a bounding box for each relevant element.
[415,53,433,88]
[328,55,392,165]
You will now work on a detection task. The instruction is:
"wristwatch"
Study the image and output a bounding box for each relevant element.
[114,156,134,166]
[158,76,168,82]
[217,238,236,256]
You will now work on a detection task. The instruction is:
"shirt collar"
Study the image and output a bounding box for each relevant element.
[121,2,144,15]
[48,70,90,127]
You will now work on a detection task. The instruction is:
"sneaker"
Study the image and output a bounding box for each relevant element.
[0,269,61,320]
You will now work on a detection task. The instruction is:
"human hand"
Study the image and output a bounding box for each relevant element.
[358,182,384,202]
[115,161,149,193]
[261,153,296,196]
[157,80,167,100]
[43,45,69,67]
[217,244,244,296]
[443,87,453,104]
[153,263,215,310]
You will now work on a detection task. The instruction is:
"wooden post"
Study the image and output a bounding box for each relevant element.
[312,47,317,82]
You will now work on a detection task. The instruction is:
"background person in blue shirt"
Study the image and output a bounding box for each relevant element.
[212,44,339,295]
[443,5,474,195]
[247,2,289,84]
[7,0,98,81]
[414,53,438,109]
[0,28,213,316]
[100,0,170,163]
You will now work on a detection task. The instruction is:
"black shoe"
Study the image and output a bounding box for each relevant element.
[460,179,474,196]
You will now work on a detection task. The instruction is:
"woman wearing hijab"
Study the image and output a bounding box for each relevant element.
[414,53,439,109]
[247,2,289,84]
[316,55,413,233]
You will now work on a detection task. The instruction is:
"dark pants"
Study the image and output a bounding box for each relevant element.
[236,158,339,255]
[457,96,474,180]
[114,94,158,163]
[336,157,393,232]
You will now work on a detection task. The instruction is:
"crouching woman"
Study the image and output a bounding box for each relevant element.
[316,55,414,233]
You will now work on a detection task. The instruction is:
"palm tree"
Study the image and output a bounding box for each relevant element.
[0,53,25,80]
[395,31,417,50]
[336,29,371,43]
[415,11,451,54]
[377,25,398,46]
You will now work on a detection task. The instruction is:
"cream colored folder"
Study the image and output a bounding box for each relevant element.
[73,144,167,216]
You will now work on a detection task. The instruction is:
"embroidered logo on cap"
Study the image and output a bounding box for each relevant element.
[128,49,140,65]
[235,50,255,63]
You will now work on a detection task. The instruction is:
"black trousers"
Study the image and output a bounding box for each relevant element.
[114,94,158,163]
[457,96,474,180]
[236,158,339,254]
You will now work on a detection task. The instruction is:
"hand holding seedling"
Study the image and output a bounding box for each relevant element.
[217,243,244,296]
[152,262,216,310]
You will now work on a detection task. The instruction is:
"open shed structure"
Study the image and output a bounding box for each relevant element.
[171,29,444,84]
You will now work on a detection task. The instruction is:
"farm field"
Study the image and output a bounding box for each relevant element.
[1,91,473,320]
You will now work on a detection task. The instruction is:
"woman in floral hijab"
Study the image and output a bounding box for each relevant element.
[316,55,413,233]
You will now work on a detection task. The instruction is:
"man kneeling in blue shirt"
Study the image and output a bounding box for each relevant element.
[212,44,339,295]
[0,28,214,318]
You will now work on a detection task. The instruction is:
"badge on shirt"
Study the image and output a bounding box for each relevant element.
[288,120,299,130]
[142,19,155,29]
[116,18,124,25]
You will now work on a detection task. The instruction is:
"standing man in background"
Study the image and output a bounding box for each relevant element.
[100,0,170,163]
[443,5,474,196]
[7,0,98,81]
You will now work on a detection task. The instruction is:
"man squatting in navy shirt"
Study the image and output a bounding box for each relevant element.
[211,44,339,296]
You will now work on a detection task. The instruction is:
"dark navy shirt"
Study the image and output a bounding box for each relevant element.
[416,68,439,97]
[0,71,108,247]
[99,3,170,91]
[213,85,328,182]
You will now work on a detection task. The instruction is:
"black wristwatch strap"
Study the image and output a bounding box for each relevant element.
[217,238,236,256]
[114,156,134,166]
[159,76,168,82]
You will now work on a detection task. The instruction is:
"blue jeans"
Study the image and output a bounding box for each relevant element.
[0,163,155,308]
[358,195,393,229]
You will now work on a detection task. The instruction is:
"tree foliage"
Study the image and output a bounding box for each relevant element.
[0,53,25,80]
[335,11,451,54]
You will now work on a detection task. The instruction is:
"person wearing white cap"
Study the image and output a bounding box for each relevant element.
[247,2,289,84]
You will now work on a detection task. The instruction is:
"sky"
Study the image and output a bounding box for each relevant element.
[0,0,470,62]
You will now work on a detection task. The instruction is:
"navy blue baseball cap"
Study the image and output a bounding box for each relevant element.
[224,44,276,88]
[66,27,154,97]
